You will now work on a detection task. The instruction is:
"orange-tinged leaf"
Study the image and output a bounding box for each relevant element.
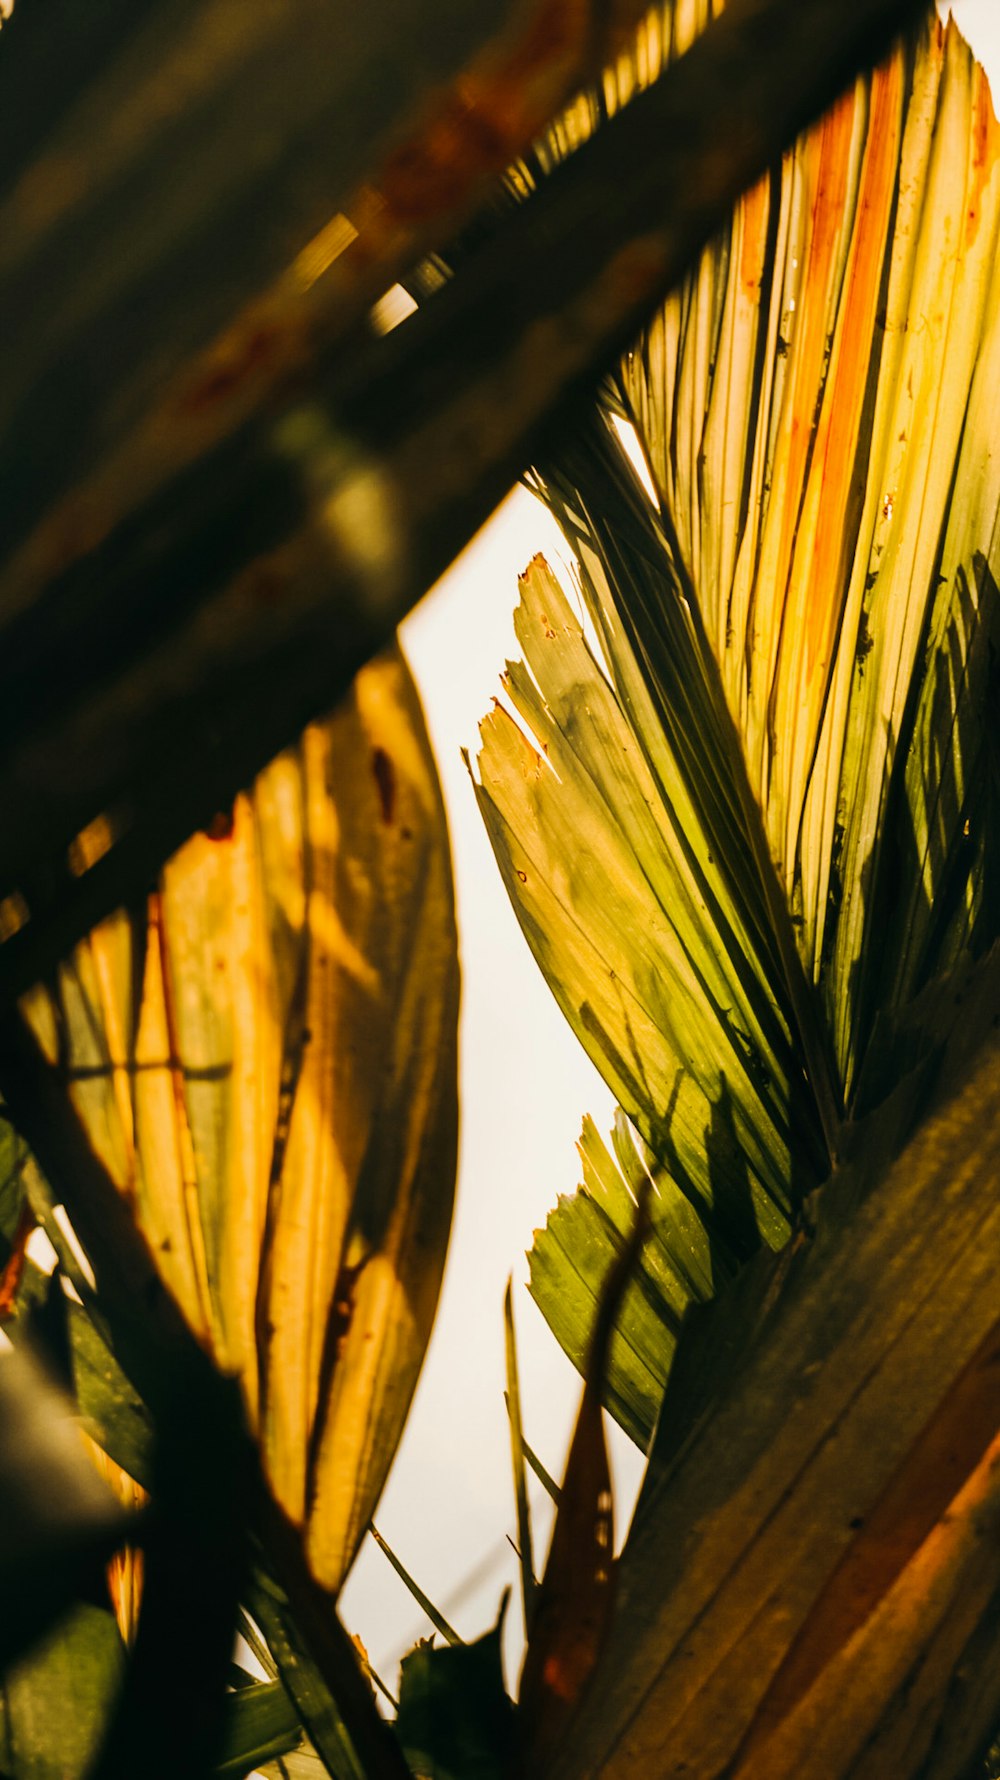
[0,1198,35,1319]
[86,1440,146,1647]
[769,53,905,872]
[731,1314,1000,1766]
[612,19,1000,1092]
[729,1420,1000,1780]
[497,25,1000,1441]
[20,645,459,1594]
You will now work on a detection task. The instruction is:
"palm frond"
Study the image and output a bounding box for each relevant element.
[622,18,1000,1088]
[476,15,1000,1434]
[20,645,459,1592]
[529,1110,716,1454]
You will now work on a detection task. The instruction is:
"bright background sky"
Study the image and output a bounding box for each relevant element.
[340,0,1000,1697]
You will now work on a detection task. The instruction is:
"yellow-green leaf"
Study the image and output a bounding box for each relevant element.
[482,16,1000,1433]
[474,551,815,1258]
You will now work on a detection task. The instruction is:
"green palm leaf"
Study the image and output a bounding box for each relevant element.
[475,14,1000,1441]
[528,1111,712,1451]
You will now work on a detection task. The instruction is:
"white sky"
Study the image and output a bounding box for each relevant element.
[341,493,626,1686]
[340,0,1000,1696]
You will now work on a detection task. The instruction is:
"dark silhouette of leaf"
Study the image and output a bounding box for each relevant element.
[396,1613,514,1780]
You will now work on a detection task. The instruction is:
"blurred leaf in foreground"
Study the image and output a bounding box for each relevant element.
[0,1345,131,1672]
[0,1600,123,1780]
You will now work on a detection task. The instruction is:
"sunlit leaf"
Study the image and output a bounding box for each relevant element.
[479,15,1000,1435]
[503,1279,537,1633]
[474,546,820,1257]
[21,644,460,1593]
[617,15,1000,1089]
[369,1525,460,1648]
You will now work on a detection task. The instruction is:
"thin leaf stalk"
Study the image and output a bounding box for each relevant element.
[504,1277,539,1635]
[369,1524,461,1648]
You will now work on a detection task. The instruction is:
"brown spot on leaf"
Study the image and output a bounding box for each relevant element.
[247,565,285,607]
[204,809,235,843]
[0,1200,36,1320]
[176,323,284,416]
[331,1261,364,1355]
[372,747,396,823]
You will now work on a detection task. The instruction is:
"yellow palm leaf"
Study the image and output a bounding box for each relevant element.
[23,645,459,1591]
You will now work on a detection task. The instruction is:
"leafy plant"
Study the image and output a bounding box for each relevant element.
[0,646,458,1778]
[20,643,460,1595]
[0,1,998,1778]
[469,9,1000,1772]
[477,8,1000,1445]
